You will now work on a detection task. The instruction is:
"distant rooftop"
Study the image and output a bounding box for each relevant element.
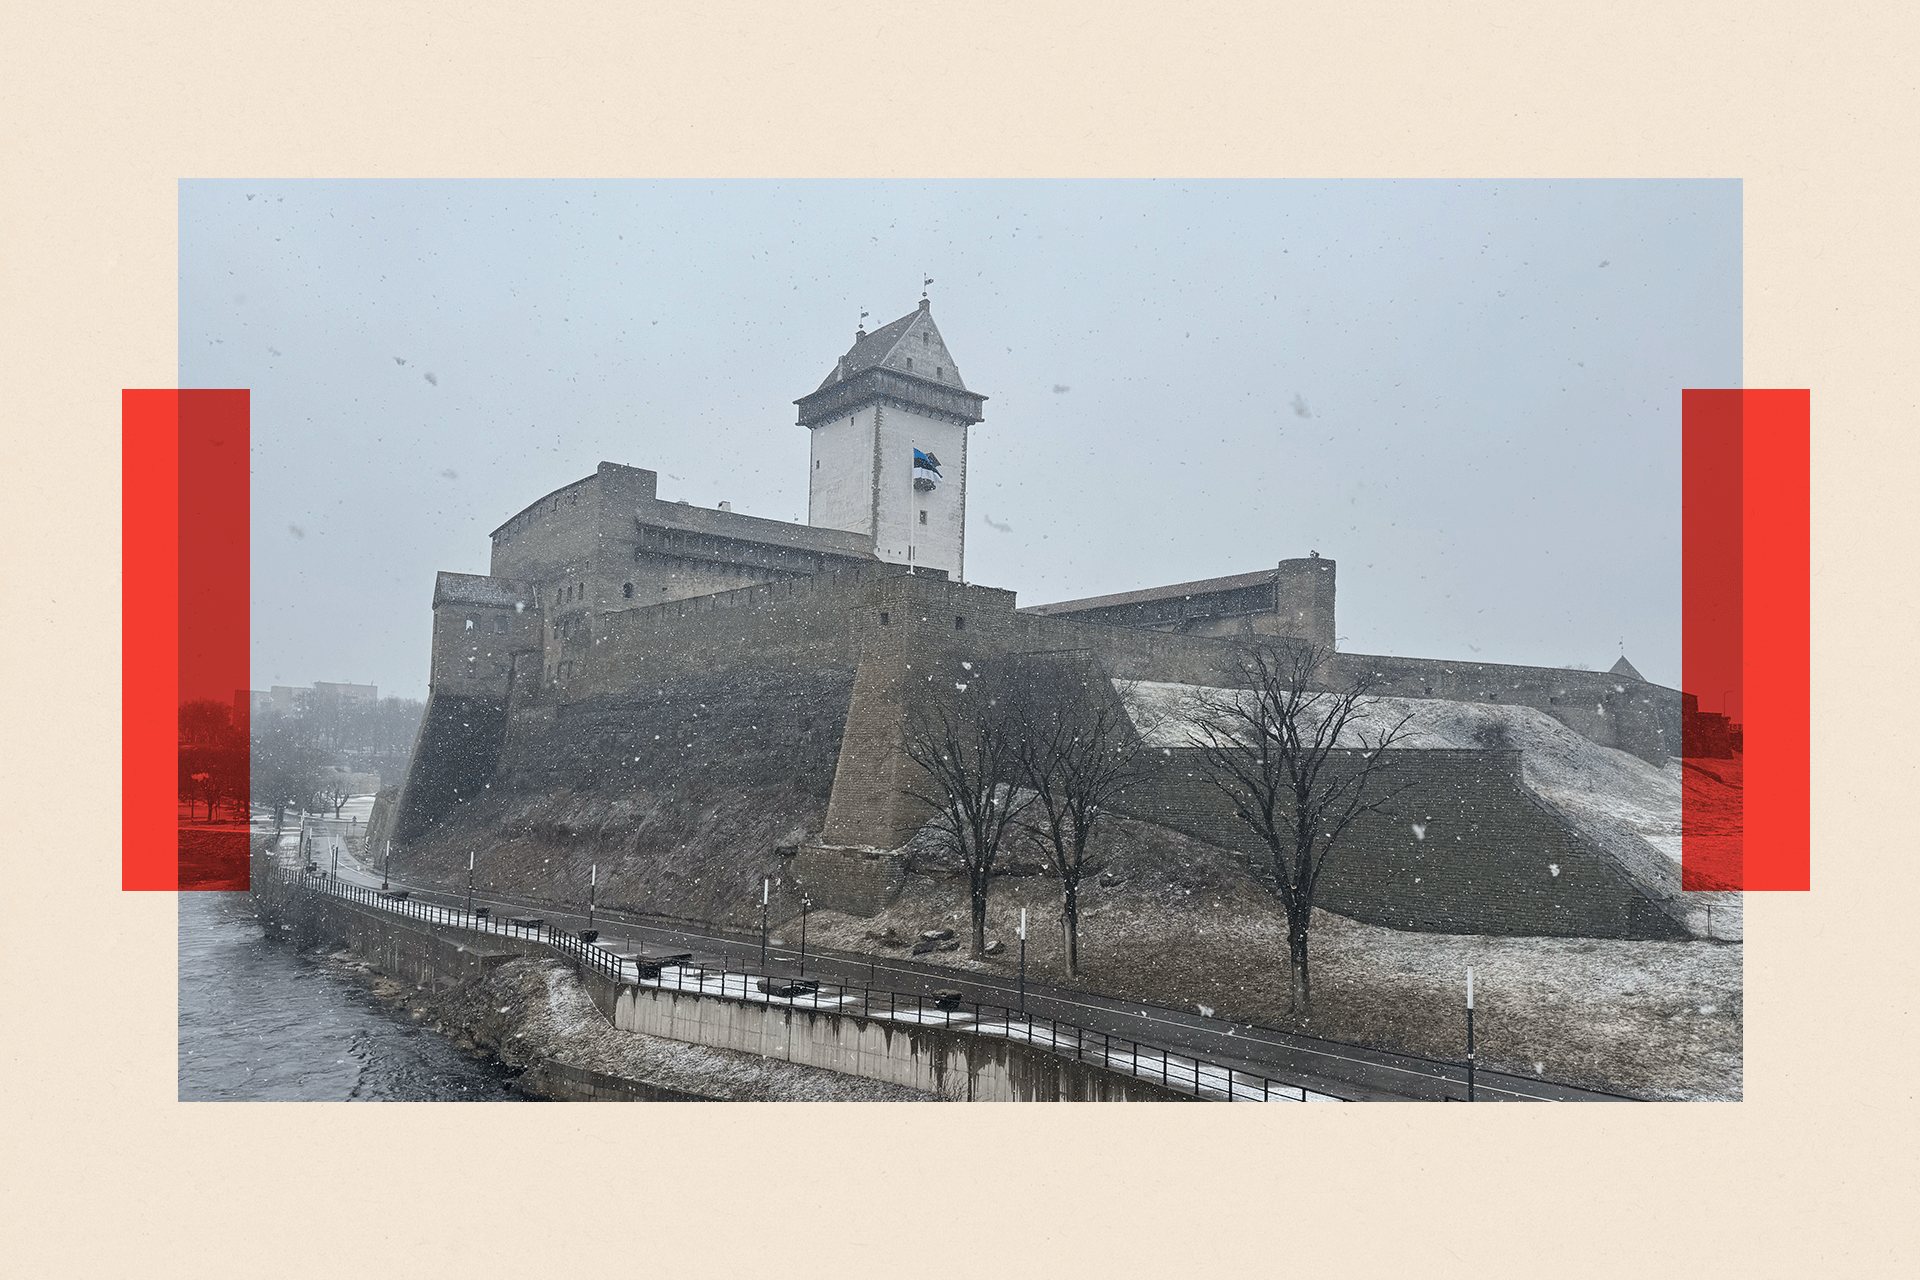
[1021,567,1280,616]
[637,494,874,560]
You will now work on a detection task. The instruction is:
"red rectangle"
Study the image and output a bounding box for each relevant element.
[1681,389,1809,891]
[1742,390,1811,889]
[123,392,179,890]
[123,389,251,890]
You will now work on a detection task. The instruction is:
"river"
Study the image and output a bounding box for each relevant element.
[177,889,528,1102]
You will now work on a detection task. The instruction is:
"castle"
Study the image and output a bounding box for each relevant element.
[392,301,1691,941]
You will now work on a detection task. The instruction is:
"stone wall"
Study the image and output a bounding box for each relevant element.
[1113,748,1688,940]
[583,969,1192,1103]
[313,890,1189,1102]
[1327,652,1680,764]
[789,845,909,917]
[392,693,512,844]
[514,1060,713,1102]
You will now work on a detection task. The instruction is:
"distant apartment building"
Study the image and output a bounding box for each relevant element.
[234,682,379,727]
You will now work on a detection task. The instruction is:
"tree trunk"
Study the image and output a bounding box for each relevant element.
[970,883,989,958]
[1287,920,1311,1014]
[1063,879,1080,977]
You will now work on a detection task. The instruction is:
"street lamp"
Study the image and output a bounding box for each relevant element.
[1466,966,1477,1102]
[382,839,390,891]
[588,862,596,931]
[799,894,812,977]
[760,878,770,970]
[1018,907,1028,1012]
[467,851,475,917]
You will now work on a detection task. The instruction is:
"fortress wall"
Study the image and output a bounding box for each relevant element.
[820,572,1021,848]
[1329,652,1680,763]
[392,692,513,844]
[1113,748,1687,940]
[428,593,542,700]
[489,471,604,588]
[579,563,907,696]
[1271,557,1337,648]
[1010,612,1251,687]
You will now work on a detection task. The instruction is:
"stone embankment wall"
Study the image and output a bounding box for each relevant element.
[577,967,1189,1103]
[513,1060,711,1102]
[307,891,1186,1102]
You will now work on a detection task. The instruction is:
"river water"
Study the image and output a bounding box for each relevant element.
[177,890,527,1102]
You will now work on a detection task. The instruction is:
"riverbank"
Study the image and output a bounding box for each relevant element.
[255,857,937,1101]
[328,947,939,1101]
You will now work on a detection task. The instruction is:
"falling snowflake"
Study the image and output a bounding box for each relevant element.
[1411,822,1427,841]
[1549,864,1561,877]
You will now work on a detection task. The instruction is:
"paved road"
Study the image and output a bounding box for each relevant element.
[284,827,1632,1102]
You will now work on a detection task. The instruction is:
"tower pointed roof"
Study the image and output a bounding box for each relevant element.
[1608,654,1645,681]
[815,299,972,392]
[796,299,986,428]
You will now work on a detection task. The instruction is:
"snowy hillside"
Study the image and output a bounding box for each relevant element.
[1122,681,1741,940]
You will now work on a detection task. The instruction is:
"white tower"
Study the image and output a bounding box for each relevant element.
[796,299,986,580]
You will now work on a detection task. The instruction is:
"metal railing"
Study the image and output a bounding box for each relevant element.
[285,867,1329,1103]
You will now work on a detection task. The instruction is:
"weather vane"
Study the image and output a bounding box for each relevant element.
[922,276,933,299]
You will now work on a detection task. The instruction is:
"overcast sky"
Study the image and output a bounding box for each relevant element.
[180,180,1739,702]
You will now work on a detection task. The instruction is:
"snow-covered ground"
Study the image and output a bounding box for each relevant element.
[1124,682,1742,940]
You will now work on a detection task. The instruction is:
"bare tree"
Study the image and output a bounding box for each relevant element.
[1187,640,1413,1013]
[322,770,354,819]
[1010,658,1147,977]
[250,715,327,831]
[902,674,1032,958]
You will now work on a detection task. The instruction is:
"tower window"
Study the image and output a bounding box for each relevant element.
[919,510,928,525]
[815,459,820,469]
[955,616,966,631]
[905,357,913,371]
[879,612,890,626]
[623,582,633,598]
[937,367,944,379]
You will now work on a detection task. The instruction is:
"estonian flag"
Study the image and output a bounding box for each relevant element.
[913,448,942,490]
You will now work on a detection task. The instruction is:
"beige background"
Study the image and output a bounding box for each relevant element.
[3,3,1914,1275]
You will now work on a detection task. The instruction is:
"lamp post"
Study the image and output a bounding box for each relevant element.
[760,878,770,970]
[588,863,596,931]
[382,839,390,891]
[467,851,475,917]
[799,894,812,977]
[1466,966,1476,1102]
[1018,907,1028,1012]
